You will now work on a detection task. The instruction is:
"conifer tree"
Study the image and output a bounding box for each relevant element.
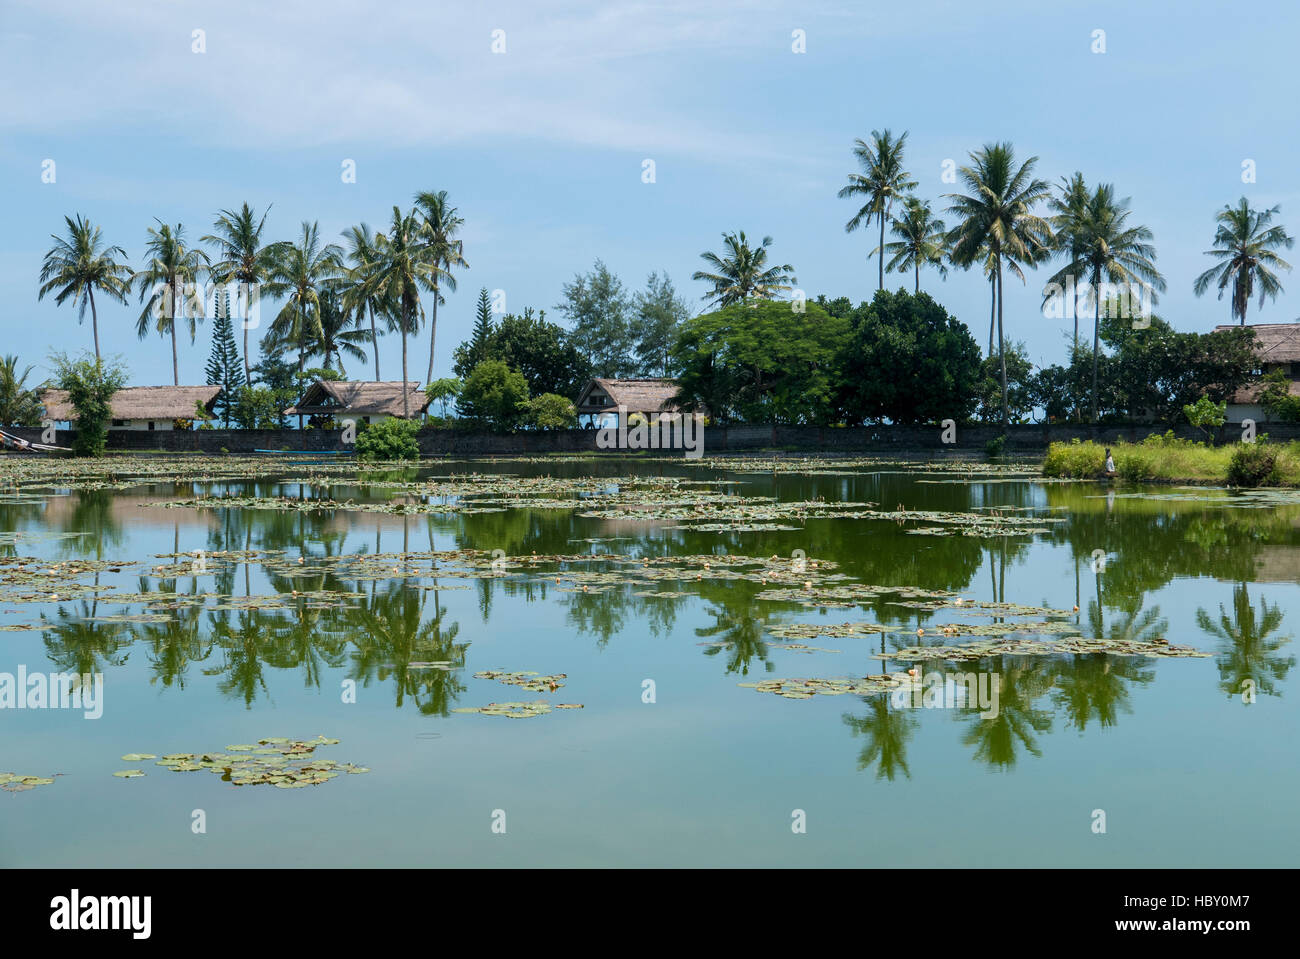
[205,289,246,426]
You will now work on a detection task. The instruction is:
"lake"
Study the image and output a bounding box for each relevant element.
[2,454,1297,867]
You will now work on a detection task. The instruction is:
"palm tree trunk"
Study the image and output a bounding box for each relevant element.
[88,288,101,363]
[997,260,1007,430]
[171,321,179,386]
[401,312,410,419]
[878,215,886,291]
[914,261,919,293]
[1091,265,1101,424]
[425,285,439,384]
[988,277,995,357]
[241,281,252,384]
[370,306,380,382]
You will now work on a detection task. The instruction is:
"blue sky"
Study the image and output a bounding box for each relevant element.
[3,0,1298,388]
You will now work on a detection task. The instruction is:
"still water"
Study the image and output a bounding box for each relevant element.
[2,457,1297,867]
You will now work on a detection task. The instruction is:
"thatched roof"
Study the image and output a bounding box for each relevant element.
[285,380,428,418]
[575,378,681,414]
[40,385,221,422]
[1229,379,1300,405]
[1215,322,1300,365]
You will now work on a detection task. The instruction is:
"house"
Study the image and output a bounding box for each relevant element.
[40,385,222,431]
[284,380,428,425]
[574,378,682,427]
[1215,322,1300,423]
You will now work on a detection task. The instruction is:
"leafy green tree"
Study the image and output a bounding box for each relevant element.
[630,272,689,376]
[425,377,462,419]
[355,417,420,461]
[877,196,948,292]
[692,232,796,309]
[454,307,591,400]
[975,342,1035,424]
[671,300,848,425]
[230,385,284,429]
[413,190,468,384]
[49,352,128,457]
[458,359,529,431]
[556,260,634,377]
[946,142,1053,428]
[838,289,982,425]
[1194,197,1294,324]
[0,356,42,427]
[202,203,288,383]
[1183,395,1227,440]
[38,214,133,364]
[525,393,577,429]
[838,129,917,291]
[204,302,245,427]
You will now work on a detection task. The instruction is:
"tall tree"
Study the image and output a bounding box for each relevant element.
[877,197,948,292]
[131,220,208,386]
[838,129,917,290]
[0,355,42,427]
[264,221,343,377]
[204,296,245,427]
[692,232,796,309]
[1045,182,1165,422]
[631,271,689,376]
[341,223,388,382]
[38,214,132,363]
[368,206,439,418]
[1194,197,1294,325]
[413,190,468,384]
[946,143,1053,429]
[311,286,370,375]
[1046,173,1092,351]
[556,259,635,377]
[202,203,286,383]
[470,288,494,354]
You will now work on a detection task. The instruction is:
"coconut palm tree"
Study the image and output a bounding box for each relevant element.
[368,206,439,418]
[264,221,344,377]
[1194,198,1294,325]
[946,143,1053,428]
[692,231,796,308]
[341,223,388,381]
[838,129,917,290]
[0,356,42,426]
[1045,182,1165,422]
[413,190,468,384]
[1045,172,1092,351]
[876,196,948,292]
[311,286,371,375]
[38,214,133,363]
[131,221,209,386]
[202,203,287,383]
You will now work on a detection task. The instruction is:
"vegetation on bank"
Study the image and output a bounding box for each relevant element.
[1043,434,1300,487]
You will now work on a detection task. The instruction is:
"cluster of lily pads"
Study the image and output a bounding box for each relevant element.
[452,668,584,717]
[0,772,57,793]
[874,636,1208,662]
[111,737,368,787]
[739,674,914,699]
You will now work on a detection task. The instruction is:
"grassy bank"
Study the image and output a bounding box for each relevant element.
[1042,433,1300,487]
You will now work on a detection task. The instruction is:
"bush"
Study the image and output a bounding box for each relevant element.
[458,359,530,431]
[525,393,577,429]
[354,418,420,461]
[1042,439,1105,478]
[984,434,1006,459]
[49,352,127,457]
[1227,442,1279,488]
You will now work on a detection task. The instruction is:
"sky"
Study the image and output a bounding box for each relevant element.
[3,0,1299,389]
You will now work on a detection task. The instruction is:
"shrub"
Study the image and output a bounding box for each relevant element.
[1042,439,1105,478]
[525,393,577,429]
[984,434,1006,459]
[49,352,127,457]
[458,359,530,431]
[1227,442,1279,488]
[1182,395,1226,441]
[354,417,420,461]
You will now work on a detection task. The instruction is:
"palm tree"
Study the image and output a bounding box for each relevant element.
[1045,182,1165,422]
[38,214,133,363]
[368,206,439,418]
[131,221,209,386]
[264,221,343,378]
[838,129,917,290]
[1194,198,1294,325]
[692,231,796,308]
[877,196,948,292]
[1046,173,1092,351]
[946,143,1053,428]
[202,203,287,383]
[311,286,370,374]
[341,223,388,382]
[413,190,468,384]
[0,356,42,426]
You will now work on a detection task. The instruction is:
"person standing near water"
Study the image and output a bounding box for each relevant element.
[1104,448,1116,476]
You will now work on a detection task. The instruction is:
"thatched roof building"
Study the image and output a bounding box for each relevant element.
[1215,323,1300,413]
[41,386,221,429]
[575,378,682,416]
[284,380,428,421]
